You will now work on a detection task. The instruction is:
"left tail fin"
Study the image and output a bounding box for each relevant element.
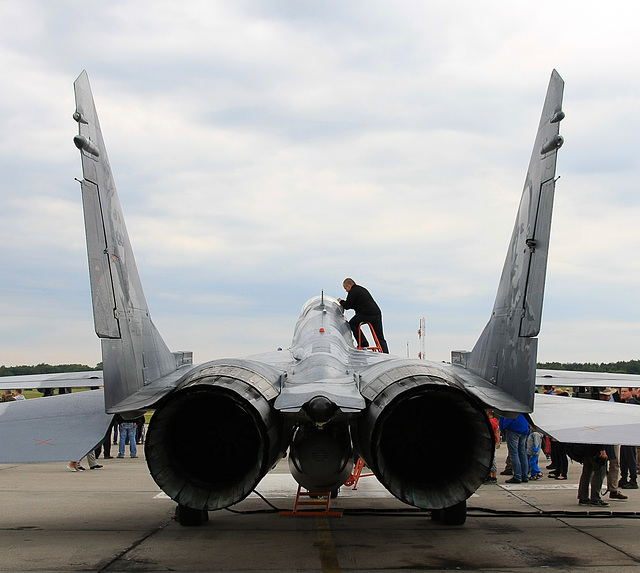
[458,70,565,411]
[73,70,183,411]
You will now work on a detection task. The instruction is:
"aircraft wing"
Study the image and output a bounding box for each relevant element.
[536,369,640,388]
[530,393,640,445]
[0,371,103,390]
[0,390,113,463]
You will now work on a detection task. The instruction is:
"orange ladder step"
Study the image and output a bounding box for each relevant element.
[358,322,383,352]
[280,485,343,517]
[344,457,375,490]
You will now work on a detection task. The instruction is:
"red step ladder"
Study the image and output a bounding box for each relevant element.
[280,485,343,517]
[344,458,374,490]
[358,322,383,352]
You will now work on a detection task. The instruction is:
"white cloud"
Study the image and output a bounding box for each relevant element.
[1,0,640,367]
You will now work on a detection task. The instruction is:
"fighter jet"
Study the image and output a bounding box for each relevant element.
[2,70,639,527]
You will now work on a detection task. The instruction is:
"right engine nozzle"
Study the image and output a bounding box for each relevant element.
[356,382,494,510]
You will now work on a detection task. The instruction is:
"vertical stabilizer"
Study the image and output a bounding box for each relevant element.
[73,71,179,411]
[463,70,565,411]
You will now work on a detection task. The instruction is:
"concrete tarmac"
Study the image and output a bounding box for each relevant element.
[2,444,640,572]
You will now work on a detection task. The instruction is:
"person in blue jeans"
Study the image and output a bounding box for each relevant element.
[117,421,138,458]
[499,414,530,483]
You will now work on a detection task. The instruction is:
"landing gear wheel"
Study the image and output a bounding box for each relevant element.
[176,504,209,526]
[441,500,466,526]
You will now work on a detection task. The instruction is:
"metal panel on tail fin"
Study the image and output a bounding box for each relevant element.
[73,71,182,412]
[521,178,556,336]
[81,179,119,338]
[463,70,565,411]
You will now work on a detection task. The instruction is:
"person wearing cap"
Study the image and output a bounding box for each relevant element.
[600,387,620,402]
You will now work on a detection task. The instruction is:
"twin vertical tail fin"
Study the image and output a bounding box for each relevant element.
[73,71,181,411]
[75,69,563,414]
[461,70,565,411]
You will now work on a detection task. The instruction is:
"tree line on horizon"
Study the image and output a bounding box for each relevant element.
[537,360,640,375]
[2,360,640,377]
[0,363,103,377]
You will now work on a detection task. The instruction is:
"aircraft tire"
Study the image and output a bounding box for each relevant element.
[176,504,208,526]
[440,500,466,526]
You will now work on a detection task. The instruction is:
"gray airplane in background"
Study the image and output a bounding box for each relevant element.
[2,70,640,527]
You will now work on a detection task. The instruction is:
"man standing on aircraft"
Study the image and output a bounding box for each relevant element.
[338,278,389,353]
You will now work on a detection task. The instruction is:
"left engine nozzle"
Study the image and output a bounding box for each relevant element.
[146,377,286,511]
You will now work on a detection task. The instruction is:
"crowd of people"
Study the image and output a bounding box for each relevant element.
[1,388,25,402]
[67,414,146,472]
[489,386,640,507]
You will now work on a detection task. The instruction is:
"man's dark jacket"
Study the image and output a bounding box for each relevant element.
[339,284,381,316]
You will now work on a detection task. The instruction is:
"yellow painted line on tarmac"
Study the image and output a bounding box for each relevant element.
[315,517,342,573]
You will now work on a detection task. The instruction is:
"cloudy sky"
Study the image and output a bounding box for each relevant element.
[1,1,639,368]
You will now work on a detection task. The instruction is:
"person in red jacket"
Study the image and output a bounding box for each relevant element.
[484,411,500,484]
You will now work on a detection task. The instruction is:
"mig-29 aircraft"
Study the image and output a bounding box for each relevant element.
[2,69,640,527]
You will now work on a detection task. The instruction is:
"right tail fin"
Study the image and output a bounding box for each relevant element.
[459,70,565,412]
[73,70,183,411]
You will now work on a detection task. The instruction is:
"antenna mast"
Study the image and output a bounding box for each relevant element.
[418,317,426,360]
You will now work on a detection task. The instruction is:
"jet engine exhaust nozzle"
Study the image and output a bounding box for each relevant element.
[357,382,494,510]
[145,380,285,511]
